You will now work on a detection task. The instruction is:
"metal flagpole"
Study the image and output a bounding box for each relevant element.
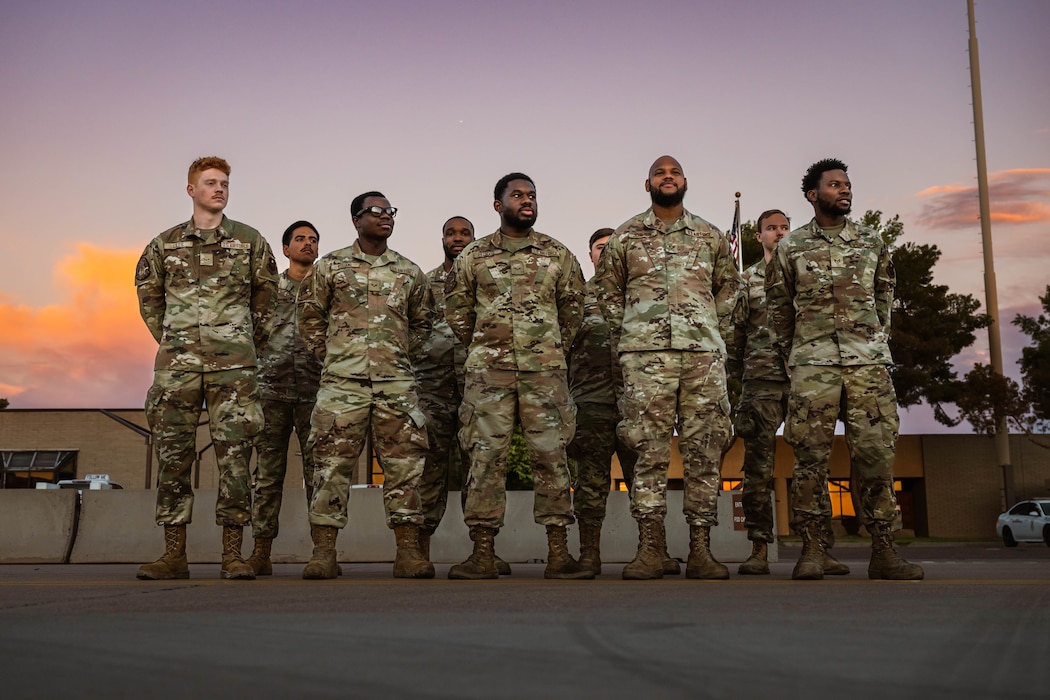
[731,192,743,273]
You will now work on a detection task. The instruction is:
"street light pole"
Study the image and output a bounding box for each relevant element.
[967,0,1014,507]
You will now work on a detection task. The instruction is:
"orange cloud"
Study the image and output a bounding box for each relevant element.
[915,168,1050,230]
[0,244,156,408]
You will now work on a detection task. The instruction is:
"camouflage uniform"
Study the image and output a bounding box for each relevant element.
[135,216,278,526]
[765,217,900,533]
[252,271,323,539]
[416,264,468,534]
[444,229,586,529]
[728,258,788,544]
[596,209,740,527]
[567,278,637,523]
[297,241,432,529]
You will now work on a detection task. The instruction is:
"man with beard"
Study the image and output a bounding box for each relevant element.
[444,173,592,580]
[297,191,435,580]
[765,158,923,581]
[728,209,849,577]
[136,156,278,581]
[566,228,641,575]
[596,155,741,580]
[416,216,510,573]
[246,221,324,576]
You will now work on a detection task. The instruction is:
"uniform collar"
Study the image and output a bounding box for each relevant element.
[642,208,695,235]
[179,215,232,240]
[806,216,857,243]
[350,239,398,266]
[490,228,545,250]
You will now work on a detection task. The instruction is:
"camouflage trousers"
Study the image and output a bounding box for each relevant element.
[734,379,788,544]
[145,368,263,526]
[618,351,732,527]
[459,368,576,529]
[251,398,316,540]
[308,376,428,529]
[417,376,466,534]
[567,401,637,523]
[785,364,900,531]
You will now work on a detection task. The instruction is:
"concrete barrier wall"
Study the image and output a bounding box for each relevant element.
[10,488,774,566]
[0,490,77,563]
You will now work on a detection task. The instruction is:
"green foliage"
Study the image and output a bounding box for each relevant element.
[505,424,534,490]
[740,219,763,269]
[863,210,991,425]
[1015,285,1050,427]
[957,285,1050,447]
[0,397,7,410]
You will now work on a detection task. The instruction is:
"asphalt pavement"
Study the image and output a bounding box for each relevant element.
[1,541,1047,700]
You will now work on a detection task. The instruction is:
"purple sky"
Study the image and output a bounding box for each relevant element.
[1,0,1048,434]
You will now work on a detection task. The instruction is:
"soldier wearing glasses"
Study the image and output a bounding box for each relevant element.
[296,191,435,580]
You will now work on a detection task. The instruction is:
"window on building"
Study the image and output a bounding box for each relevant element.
[0,450,78,489]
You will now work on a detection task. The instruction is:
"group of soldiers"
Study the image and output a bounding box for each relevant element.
[133,153,923,583]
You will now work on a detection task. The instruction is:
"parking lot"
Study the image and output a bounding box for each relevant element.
[1,541,1047,699]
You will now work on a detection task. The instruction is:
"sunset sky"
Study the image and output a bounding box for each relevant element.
[1,0,1047,435]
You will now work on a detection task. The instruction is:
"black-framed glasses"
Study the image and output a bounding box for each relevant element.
[355,206,398,218]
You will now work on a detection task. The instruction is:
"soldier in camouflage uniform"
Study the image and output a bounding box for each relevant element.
[246,220,324,576]
[566,228,639,575]
[135,156,278,581]
[444,172,593,580]
[596,155,740,581]
[297,191,435,580]
[765,158,923,581]
[729,209,849,577]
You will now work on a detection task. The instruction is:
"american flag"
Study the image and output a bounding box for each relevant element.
[728,193,742,272]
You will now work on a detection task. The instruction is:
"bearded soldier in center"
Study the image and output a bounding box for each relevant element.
[597,155,741,580]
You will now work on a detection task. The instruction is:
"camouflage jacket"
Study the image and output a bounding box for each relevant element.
[595,208,740,355]
[728,258,788,383]
[568,278,616,405]
[415,264,466,393]
[135,215,278,372]
[297,241,433,381]
[765,217,894,367]
[256,271,323,402]
[444,229,586,372]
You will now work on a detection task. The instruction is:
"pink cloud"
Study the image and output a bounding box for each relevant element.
[915,168,1050,230]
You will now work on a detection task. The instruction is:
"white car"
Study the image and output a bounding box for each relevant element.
[996,499,1050,547]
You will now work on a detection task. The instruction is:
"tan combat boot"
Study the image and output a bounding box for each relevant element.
[393,524,436,579]
[544,524,594,580]
[494,553,512,576]
[221,526,255,580]
[792,521,825,580]
[246,536,273,576]
[577,519,602,576]
[137,524,189,580]
[302,524,340,580]
[823,551,851,576]
[449,526,499,579]
[419,529,432,562]
[868,527,924,580]
[654,519,682,575]
[622,519,664,580]
[738,540,770,575]
[686,525,730,579]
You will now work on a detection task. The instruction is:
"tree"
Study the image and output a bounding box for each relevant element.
[1015,285,1050,428]
[956,286,1050,447]
[739,219,763,269]
[861,210,991,425]
[0,397,8,410]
